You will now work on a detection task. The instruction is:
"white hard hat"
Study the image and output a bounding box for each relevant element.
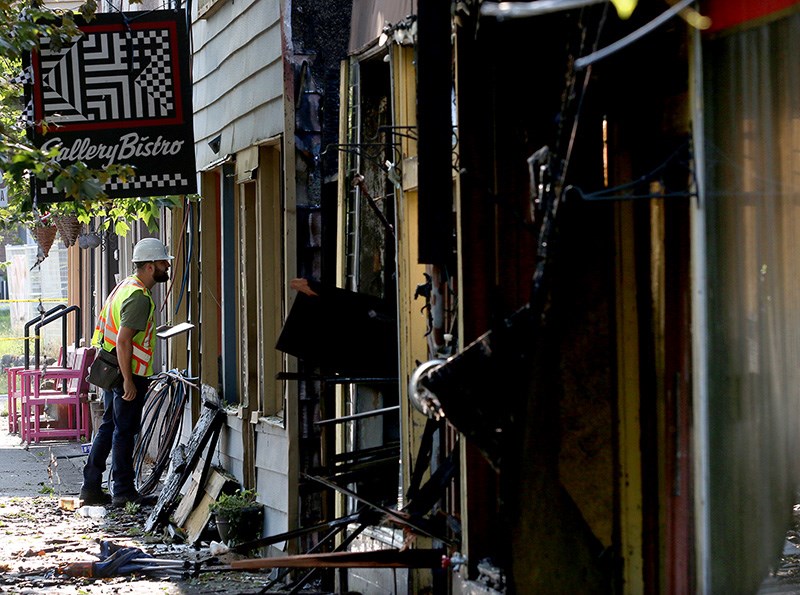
[132,238,174,262]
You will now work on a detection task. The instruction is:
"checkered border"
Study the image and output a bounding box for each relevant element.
[38,173,191,197]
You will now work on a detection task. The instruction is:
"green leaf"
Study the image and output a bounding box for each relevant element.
[114,219,130,236]
[79,177,103,200]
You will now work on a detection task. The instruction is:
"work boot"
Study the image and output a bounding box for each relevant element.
[112,491,157,508]
[79,486,112,506]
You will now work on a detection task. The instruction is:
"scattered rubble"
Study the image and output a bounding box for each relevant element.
[0,495,278,594]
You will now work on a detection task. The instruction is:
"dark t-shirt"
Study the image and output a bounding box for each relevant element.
[119,290,151,331]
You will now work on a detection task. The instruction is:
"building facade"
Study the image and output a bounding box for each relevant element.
[67,0,800,593]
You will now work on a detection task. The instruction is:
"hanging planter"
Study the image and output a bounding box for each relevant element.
[30,221,57,258]
[78,231,102,249]
[53,213,83,248]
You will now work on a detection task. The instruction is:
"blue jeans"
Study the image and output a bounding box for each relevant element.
[82,375,149,498]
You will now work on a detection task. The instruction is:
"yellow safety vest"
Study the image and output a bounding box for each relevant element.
[92,275,156,377]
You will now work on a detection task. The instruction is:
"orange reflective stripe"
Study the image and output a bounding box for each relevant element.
[132,345,152,361]
[104,326,119,343]
[93,274,156,376]
[141,319,154,352]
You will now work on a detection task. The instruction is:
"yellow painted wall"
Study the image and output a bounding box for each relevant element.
[391,44,433,498]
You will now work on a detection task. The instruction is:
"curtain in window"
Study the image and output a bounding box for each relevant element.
[704,11,800,593]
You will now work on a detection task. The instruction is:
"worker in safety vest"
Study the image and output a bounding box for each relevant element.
[80,238,173,508]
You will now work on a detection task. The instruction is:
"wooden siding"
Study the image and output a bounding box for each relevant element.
[211,418,290,502]
[216,416,290,538]
[255,422,290,475]
[192,0,283,169]
[255,468,289,522]
[219,415,246,480]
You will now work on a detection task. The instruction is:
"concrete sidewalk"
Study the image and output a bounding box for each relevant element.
[0,427,88,498]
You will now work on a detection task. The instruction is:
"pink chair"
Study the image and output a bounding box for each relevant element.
[7,346,72,434]
[19,347,96,444]
[7,366,23,434]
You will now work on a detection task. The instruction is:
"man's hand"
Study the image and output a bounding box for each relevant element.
[116,326,138,401]
[122,376,137,401]
[290,278,319,297]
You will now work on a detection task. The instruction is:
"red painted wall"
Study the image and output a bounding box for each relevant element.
[705,0,800,33]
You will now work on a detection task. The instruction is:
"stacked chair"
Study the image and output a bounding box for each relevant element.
[6,345,70,435]
[16,346,96,444]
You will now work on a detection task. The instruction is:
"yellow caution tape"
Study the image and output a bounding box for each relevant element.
[0,299,67,303]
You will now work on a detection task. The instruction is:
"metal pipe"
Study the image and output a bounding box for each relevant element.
[315,405,400,427]
[324,376,397,384]
[230,512,361,553]
[689,22,710,594]
[33,305,81,370]
[131,558,189,566]
[24,305,66,369]
[302,472,454,545]
[574,0,695,70]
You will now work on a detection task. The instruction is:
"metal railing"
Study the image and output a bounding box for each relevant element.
[24,305,82,370]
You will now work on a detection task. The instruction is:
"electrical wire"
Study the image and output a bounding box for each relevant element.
[173,199,193,316]
[564,139,694,201]
[574,0,696,70]
[133,369,197,495]
[558,2,609,193]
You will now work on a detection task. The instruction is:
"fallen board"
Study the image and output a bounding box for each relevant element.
[171,459,203,528]
[182,468,231,544]
[172,456,233,526]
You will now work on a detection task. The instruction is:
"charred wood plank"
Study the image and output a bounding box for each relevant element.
[231,548,445,570]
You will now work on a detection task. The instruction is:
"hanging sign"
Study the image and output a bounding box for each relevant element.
[27,10,196,200]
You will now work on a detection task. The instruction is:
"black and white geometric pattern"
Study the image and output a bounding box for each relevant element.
[37,173,191,197]
[131,30,174,111]
[18,100,33,128]
[39,36,86,123]
[29,11,197,200]
[38,27,176,126]
[9,67,34,128]
[8,65,33,86]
